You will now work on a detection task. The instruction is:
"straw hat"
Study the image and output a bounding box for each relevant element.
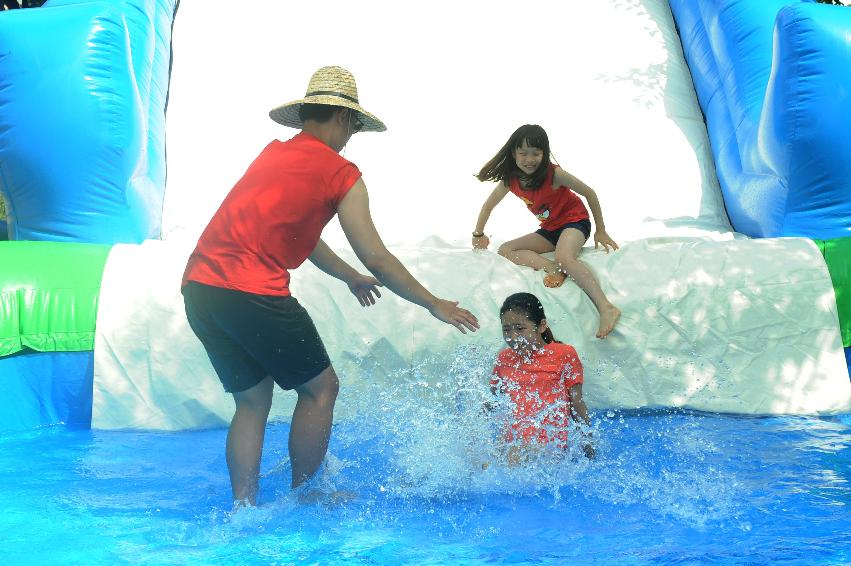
[269,66,386,132]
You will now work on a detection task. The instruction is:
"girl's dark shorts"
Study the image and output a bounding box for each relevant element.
[535,218,592,247]
[182,281,331,393]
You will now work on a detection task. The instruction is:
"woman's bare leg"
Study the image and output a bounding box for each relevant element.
[228,376,274,505]
[290,365,339,489]
[553,229,621,338]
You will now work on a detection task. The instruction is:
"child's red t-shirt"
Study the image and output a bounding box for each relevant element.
[182,132,361,296]
[508,164,589,230]
[491,342,584,445]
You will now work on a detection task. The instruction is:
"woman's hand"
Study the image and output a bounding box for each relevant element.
[347,273,383,307]
[429,299,480,333]
[594,230,619,253]
[472,234,490,250]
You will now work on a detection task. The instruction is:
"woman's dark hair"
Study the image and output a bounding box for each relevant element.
[476,124,552,189]
[500,292,558,344]
[298,103,349,123]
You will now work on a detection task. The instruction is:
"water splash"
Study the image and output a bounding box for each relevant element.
[280,345,751,530]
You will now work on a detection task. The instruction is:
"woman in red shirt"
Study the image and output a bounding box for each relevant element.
[471,125,621,339]
[182,67,479,506]
[490,292,594,461]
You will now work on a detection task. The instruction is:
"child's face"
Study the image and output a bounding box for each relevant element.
[512,140,544,176]
[501,309,546,353]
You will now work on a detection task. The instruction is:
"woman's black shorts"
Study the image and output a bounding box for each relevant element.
[535,218,592,247]
[182,281,331,393]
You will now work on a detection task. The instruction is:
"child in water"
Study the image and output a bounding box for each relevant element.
[488,292,594,462]
[472,124,620,339]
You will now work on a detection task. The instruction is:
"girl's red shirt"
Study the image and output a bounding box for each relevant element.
[491,342,584,445]
[508,164,589,230]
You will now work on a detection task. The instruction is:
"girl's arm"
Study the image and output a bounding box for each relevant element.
[568,383,595,459]
[553,168,619,253]
[472,182,510,249]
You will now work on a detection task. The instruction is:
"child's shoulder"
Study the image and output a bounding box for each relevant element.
[547,342,581,360]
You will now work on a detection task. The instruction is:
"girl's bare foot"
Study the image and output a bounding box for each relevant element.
[596,305,621,339]
[543,271,567,288]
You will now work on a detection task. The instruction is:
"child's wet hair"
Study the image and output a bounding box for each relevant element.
[476,124,552,189]
[500,292,558,343]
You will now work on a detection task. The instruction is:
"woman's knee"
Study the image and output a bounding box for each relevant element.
[320,371,340,405]
[297,366,339,406]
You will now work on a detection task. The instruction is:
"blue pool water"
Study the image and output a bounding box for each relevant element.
[2,357,850,566]
[2,398,850,565]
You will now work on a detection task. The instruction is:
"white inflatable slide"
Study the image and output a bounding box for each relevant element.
[92,0,851,430]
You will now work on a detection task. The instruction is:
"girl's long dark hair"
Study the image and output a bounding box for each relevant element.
[500,292,558,344]
[476,124,551,189]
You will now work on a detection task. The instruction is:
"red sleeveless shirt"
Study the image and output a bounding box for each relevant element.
[508,164,589,230]
[182,132,361,296]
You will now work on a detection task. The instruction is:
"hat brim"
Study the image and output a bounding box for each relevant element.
[269,95,386,132]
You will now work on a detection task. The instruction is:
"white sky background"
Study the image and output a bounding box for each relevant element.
[163,0,733,248]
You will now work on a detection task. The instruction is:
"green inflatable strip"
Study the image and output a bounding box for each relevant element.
[0,241,111,357]
[814,237,851,348]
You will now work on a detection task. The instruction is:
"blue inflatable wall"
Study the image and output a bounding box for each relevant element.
[668,0,851,240]
[0,0,176,243]
[0,0,177,431]
[0,352,93,431]
[669,0,851,377]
